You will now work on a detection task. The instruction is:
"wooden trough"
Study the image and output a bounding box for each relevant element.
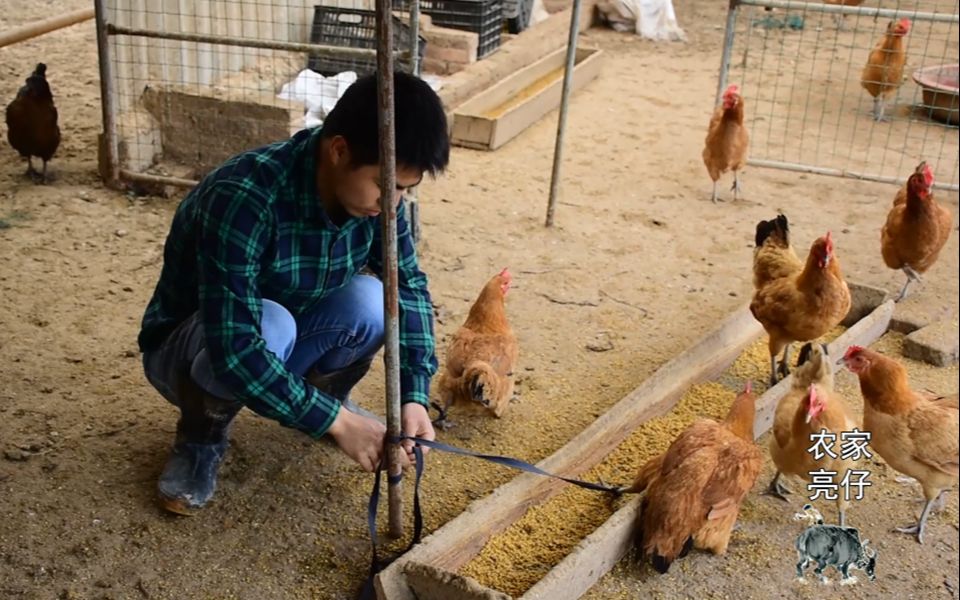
[450,46,604,151]
[375,284,895,600]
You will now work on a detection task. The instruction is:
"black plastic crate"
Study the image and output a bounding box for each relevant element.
[398,0,502,59]
[307,6,426,77]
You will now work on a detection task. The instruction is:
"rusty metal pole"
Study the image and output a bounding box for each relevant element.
[375,0,405,540]
[93,0,119,188]
[544,0,583,227]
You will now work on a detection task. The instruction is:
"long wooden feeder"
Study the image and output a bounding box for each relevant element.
[376,286,894,600]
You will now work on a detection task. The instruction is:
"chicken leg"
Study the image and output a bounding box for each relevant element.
[40,159,50,185]
[430,401,455,431]
[731,172,742,201]
[895,265,922,302]
[775,343,793,382]
[763,471,792,500]
[711,180,720,204]
[872,96,887,122]
[894,496,936,544]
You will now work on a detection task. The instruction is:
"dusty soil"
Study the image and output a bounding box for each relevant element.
[0,0,957,599]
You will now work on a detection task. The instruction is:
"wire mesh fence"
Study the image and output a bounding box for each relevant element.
[99,0,423,184]
[719,0,959,191]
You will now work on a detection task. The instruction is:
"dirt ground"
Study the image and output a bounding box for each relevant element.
[0,0,958,599]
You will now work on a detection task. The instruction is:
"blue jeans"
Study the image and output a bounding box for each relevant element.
[143,274,385,406]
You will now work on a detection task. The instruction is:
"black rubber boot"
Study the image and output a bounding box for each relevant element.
[158,375,242,516]
[306,358,382,422]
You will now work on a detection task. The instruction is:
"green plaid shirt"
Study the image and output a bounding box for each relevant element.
[138,127,437,437]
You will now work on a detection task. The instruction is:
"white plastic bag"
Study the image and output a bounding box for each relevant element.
[598,0,687,41]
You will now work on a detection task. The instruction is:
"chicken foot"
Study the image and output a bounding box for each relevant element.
[429,401,455,431]
[731,172,743,201]
[769,343,793,386]
[894,265,922,302]
[762,471,792,500]
[894,496,937,544]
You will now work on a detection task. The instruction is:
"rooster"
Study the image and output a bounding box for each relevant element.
[881,161,953,302]
[861,19,911,121]
[626,381,762,573]
[843,346,958,544]
[751,215,851,386]
[433,268,518,429]
[702,84,749,203]
[5,63,60,184]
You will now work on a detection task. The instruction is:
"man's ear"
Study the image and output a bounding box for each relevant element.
[328,135,350,167]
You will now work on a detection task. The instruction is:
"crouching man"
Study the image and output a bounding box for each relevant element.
[137,72,449,515]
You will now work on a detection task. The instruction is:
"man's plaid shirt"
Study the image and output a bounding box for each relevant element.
[138,127,437,438]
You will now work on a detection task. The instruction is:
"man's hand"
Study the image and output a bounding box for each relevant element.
[401,403,435,464]
[328,407,386,472]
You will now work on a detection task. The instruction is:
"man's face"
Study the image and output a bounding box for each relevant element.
[327,136,423,218]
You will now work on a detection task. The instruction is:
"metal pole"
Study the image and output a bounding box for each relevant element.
[715,0,740,107]
[375,0,405,541]
[94,0,119,188]
[738,0,957,22]
[544,0,583,228]
[107,25,414,59]
[408,0,423,245]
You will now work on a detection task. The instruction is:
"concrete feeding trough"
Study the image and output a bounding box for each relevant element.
[375,285,895,600]
[912,63,959,126]
[450,46,603,151]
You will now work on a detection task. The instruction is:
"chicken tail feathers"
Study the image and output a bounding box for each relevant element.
[755,213,790,247]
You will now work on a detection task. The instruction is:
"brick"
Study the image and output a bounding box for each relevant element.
[425,45,473,65]
[902,319,959,367]
[841,281,889,327]
[421,57,452,76]
[890,295,954,334]
[422,25,479,57]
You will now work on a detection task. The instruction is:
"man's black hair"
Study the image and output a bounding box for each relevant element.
[320,71,450,176]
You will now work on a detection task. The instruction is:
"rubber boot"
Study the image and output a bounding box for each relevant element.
[158,374,243,516]
[306,358,383,423]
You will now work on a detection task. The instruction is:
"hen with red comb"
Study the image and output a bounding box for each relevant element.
[702,84,749,203]
[861,19,911,121]
[881,161,953,301]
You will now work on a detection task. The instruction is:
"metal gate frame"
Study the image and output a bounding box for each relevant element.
[716,0,959,192]
[92,0,417,192]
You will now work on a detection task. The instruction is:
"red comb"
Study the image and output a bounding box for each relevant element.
[724,84,739,96]
[922,163,935,187]
[844,345,865,359]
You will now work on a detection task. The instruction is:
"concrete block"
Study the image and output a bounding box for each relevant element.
[421,57,452,75]
[425,45,474,65]
[842,281,889,327]
[422,26,479,57]
[902,319,959,367]
[140,85,297,177]
[403,562,509,600]
[890,295,955,334]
